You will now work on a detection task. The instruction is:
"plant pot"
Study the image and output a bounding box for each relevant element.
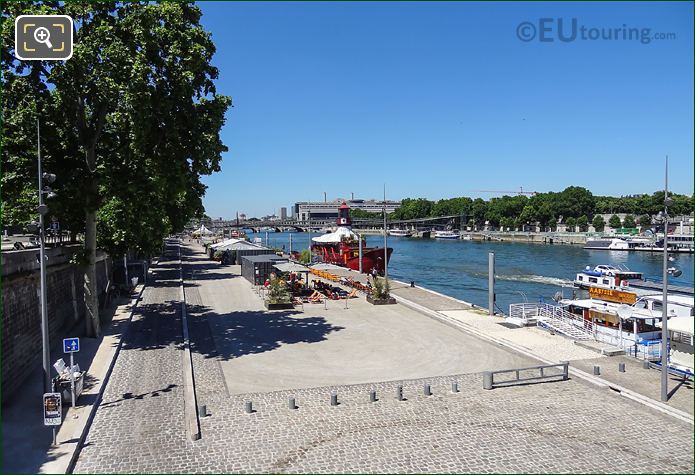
[264,301,295,310]
[366,295,397,305]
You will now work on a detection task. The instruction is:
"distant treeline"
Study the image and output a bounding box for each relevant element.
[350,187,694,230]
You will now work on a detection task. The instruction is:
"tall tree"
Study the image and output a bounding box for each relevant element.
[2,2,230,336]
[609,215,622,229]
[592,214,605,231]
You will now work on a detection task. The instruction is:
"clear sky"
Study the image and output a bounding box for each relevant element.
[197,1,694,219]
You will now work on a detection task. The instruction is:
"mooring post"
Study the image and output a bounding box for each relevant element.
[618,362,626,373]
[488,252,495,316]
[245,401,253,414]
[369,390,377,403]
[288,397,297,410]
[330,392,338,406]
[396,385,403,401]
[424,384,431,396]
[451,381,459,393]
[593,365,600,376]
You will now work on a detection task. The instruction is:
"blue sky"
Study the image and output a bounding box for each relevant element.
[197,1,694,219]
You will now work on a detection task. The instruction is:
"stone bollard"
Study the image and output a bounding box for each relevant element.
[369,390,377,403]
[330,392,338,406]
[245,401,253,414]
[643,360,650,369]
[288,397,297,410]
[483,371,493,390]
[593,366,600,376]
[396,385,404,401]
[451,382,459,393]
[618,362,626,373]
[424,384,432,396]
[198,404,207,417]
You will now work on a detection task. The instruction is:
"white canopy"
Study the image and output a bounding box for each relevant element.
[311,226,358,243]
[210,238,242,249]
[193,225,213,236]
[657,317,694,335]
[273,262,310,273]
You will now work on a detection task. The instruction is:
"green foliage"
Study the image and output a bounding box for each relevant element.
[350,208,382,219]
[299,249,311,264]
[622,214,636,228]
[592,214,605,231]
[565,216,576,232]
[639,214,652,228]
[576,215,589,232]
[372,276,390,300]
[609,215,622,229]
[267,276,291,304]
[2,2,230,256]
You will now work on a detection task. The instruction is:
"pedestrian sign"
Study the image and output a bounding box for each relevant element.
[43,393,62,426]
[63,337,79,353]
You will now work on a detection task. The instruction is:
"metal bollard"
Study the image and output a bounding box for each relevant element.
[369,390,377,402]
[483,371,493,390]
[451,382,459,393]
[245,401,253,414]
[330,392,338,406]
[288,397,297,410]
[396,385,404,401]
[593,366,600,376]
[643,360,650,369]
[198,404,207,417]
[424,384,432,396]
[618,362,626,373]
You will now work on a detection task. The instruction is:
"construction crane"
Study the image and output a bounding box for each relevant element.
[474,187,538,196]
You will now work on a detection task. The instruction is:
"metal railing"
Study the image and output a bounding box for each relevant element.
[509,302,594,338]
[483,362,569,389]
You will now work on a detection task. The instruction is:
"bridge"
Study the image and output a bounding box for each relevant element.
[190,215,469,233]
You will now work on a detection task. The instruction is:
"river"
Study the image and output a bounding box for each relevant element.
[248,231,694,312]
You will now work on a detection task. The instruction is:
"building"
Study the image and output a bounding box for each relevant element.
[293,198,401,222]
[280,207,287,220]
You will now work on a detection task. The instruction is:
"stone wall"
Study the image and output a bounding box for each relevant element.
[1,246,111,402]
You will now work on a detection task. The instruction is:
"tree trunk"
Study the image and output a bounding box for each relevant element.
[84,206,100,338]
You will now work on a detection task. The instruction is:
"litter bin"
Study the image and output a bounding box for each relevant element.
[56,372,85,403]
[131,277,139,287]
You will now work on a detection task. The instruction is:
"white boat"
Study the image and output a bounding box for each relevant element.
[388,229,413,237]
[434,230,460,240]
[574,264,693,297]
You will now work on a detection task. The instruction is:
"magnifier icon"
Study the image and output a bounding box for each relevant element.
[33,27,53,49]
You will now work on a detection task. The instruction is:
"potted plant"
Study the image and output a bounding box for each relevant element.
[264,274,294,310]
[367,276,396,305]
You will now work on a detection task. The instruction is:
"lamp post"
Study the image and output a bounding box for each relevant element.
[658,157,672,402]
[36,119,57,393]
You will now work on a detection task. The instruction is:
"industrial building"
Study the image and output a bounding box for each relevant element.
[293,198,401,222]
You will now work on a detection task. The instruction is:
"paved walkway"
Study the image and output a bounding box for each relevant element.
[1,286,142,474]
[74,242,192,474]
[69,240,695,473]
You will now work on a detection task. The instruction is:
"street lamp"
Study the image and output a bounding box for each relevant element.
[36,120,57,394]
[656,157,673,402]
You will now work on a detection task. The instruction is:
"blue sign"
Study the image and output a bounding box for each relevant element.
[63,337,79,353]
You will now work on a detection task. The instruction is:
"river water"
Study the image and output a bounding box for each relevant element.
[249,231,694,312]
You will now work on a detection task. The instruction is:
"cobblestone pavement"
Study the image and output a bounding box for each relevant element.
[74,241,694,473]
[74,241,193,473]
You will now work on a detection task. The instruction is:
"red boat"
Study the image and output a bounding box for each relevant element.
[311,202,393,275]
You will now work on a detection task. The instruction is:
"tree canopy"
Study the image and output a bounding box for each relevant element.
[2,1,231,336]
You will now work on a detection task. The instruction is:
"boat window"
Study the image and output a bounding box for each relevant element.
[589,277,597,283]
[578,276,584,281]
[652,301,662,311]
[602,279,610,285]
[634,300,646,309]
